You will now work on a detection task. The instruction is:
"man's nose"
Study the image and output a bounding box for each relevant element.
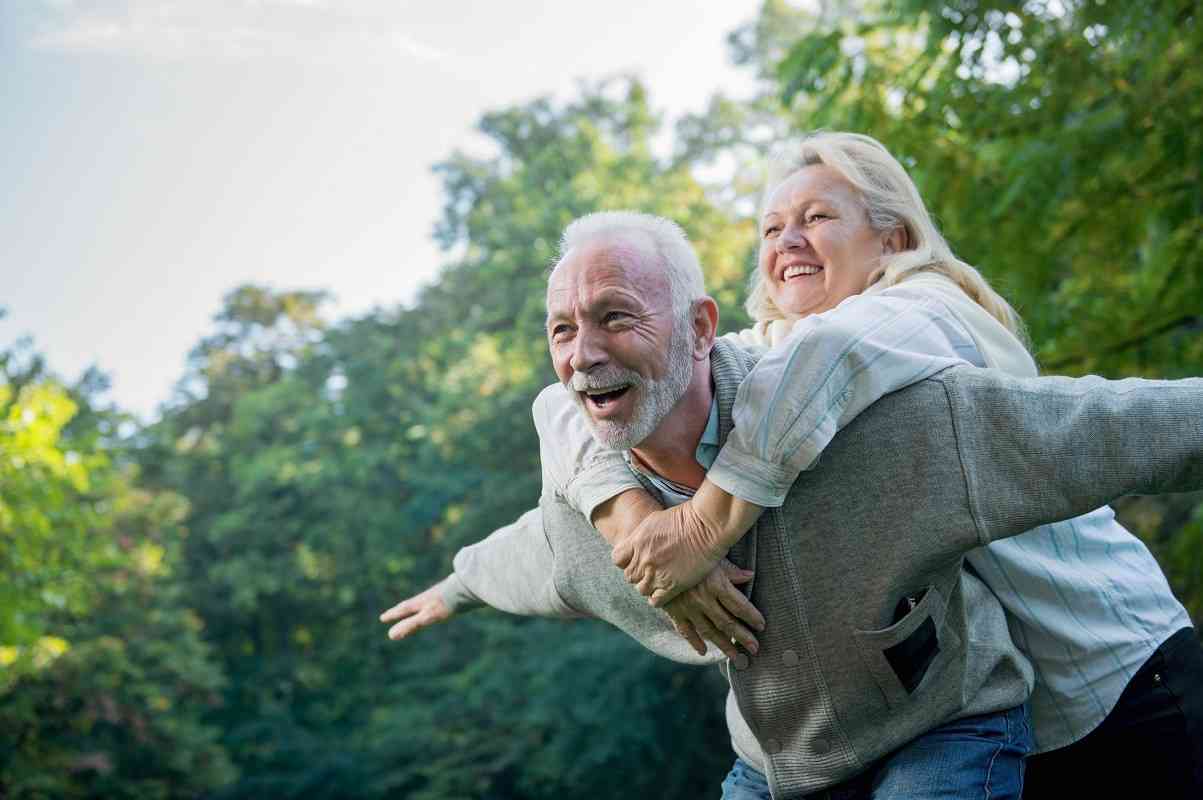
[569,326,607,373]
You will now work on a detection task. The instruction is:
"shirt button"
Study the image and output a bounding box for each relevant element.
[765,738,782,755]
[733,653,750,670]
[813,737,831,755]
[781,649,799,666]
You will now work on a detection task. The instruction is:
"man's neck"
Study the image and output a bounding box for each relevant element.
[629,359,713,490]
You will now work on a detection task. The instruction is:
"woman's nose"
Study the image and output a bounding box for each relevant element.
[778,223,806,251]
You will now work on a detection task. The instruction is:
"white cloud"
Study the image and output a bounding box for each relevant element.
[27,1,448,66]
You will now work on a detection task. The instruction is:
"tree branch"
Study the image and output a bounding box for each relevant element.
[1043,315,1202,370]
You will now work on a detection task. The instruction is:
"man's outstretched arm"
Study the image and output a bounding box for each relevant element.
[379,503,765,658]
[380,581,457,641]
[944,370,1203,543]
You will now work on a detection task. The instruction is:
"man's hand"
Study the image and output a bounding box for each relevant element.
[612,479,765,606]
[379,584,453,641]
[662,559,764,659]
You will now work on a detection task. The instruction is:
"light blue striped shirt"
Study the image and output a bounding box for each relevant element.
[539,275,1191,753]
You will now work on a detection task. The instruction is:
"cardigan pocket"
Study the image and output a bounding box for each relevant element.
[853,584,961,709]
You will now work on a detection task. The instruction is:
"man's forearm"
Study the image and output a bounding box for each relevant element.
[592,488,663,545]
[452,506,582,619]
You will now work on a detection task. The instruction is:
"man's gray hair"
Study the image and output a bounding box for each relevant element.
[559,211,706,318]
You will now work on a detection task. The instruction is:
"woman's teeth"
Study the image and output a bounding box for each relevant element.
[784,264,822,279]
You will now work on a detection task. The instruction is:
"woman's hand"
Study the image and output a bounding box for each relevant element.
[612,499,727,605]
[663,559,764,658]
[379,584,452,640]
[612,479,765,606]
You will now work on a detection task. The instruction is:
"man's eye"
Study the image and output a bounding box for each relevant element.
[551,324,572,339]
[603,312,628,325]
[805,213,830,224]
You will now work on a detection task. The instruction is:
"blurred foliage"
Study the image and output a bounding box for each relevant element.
[2,0,1202,796]
[0,345,234,797]
[772,0,1203,376]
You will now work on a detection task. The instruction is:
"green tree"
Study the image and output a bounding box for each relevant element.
[130,80,755,798]
[0,339,234,798]
[766,0,1203,615]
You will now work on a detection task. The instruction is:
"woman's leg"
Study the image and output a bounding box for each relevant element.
[1025,627,1203,800]
[870,704,1032,799]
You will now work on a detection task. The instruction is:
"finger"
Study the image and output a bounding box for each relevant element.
[612,541,632,568]
[649,587,672,607]
[718,586,766,632]
[719,560,755,585]
[727,568,754,585]
[723,619,760,655]
[687,588,759,655]
[691,616,739,660]
[636,573,657,598]
[672,618,707,656]
[697,601,755,656]
[623,562,641,584]
[388,615,423,640]
[379,600,414,622]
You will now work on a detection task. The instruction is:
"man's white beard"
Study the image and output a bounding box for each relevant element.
[569,318,695,451]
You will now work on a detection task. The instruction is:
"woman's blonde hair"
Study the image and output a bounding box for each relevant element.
[745,131,1028,343]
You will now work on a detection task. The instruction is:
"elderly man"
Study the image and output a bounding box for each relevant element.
[382,212,1203,799]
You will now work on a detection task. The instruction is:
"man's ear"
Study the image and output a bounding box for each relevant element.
[882,225,908,255]
[691,296,719,359]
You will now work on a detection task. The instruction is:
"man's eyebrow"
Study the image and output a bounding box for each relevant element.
[545,288,641,327]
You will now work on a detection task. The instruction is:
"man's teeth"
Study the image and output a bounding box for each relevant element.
[585,385,629,396]
[784,264,822,279]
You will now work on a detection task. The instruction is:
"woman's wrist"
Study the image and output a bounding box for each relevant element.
[691,478,765,554]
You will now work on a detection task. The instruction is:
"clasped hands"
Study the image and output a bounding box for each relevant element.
[596,480,766,659]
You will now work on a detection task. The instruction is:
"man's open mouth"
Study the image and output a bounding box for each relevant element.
[581,385,632,409]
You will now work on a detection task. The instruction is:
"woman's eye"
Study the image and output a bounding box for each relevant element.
[603,312,628,325]
[763,225,781,237]
[806,213,830,224]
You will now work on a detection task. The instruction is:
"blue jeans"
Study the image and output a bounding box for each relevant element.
[720,704,1032,799]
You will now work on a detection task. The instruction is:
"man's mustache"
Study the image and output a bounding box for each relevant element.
[568,367,643,393]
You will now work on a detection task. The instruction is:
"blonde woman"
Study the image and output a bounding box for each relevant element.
[599,132,1202,798]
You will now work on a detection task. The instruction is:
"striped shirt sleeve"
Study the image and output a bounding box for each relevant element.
[707,286,976,507]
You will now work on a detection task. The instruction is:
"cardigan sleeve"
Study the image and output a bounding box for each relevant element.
[449,507,585,619]
[941,369,1203,545]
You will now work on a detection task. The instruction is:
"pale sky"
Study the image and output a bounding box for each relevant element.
[1,0,765,421]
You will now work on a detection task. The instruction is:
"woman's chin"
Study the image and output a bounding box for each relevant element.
[773,287,826,318]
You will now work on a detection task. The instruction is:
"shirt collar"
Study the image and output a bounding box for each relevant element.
[623,396,720,502]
